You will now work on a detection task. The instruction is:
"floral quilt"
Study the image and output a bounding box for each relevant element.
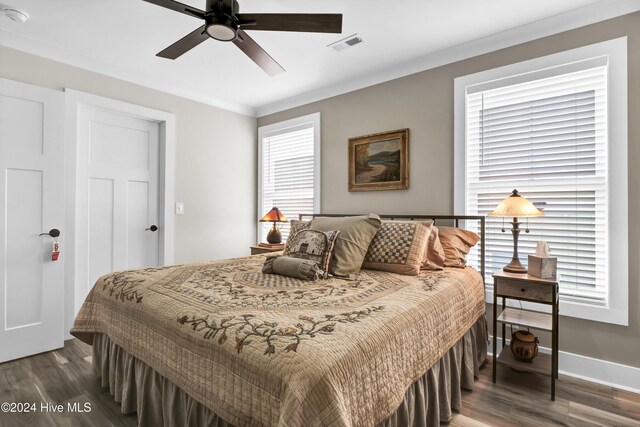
[72,253,485,427]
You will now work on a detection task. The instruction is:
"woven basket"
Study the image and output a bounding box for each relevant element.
[510,330,539,362]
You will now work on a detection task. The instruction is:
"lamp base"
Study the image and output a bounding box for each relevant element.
[503,257,527,274]
[266,227,282,244]
[502,217,528,274]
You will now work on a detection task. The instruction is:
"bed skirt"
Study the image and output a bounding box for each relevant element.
[92,315,487,427]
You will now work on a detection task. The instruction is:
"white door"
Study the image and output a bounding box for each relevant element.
[76,106,160,297]
[0,79,65,362]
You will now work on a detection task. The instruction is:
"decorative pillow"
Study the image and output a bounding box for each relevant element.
[309,214,382,279]
[289,219,311,238]
[437,226,480,268]
[262,256,323,281]
[284,220,311,252]
[422,225,446,270]
[283,229,340,279]
[362,220,433,276]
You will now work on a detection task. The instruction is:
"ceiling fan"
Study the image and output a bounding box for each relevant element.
[143,0,343,76]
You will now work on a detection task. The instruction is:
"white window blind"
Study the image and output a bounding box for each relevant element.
[464,65,609,305]
[258,114,320,242]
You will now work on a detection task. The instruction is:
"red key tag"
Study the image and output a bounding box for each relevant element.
[52,239,60,261]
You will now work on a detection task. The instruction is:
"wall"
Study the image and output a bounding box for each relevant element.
[0,45,256,262]
[258,13,640,368]
[0,45,257,332]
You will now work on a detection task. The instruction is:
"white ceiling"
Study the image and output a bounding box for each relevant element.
[0,0,637,116]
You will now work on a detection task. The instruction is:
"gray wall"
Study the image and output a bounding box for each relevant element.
[258,12,640,368]
[0,45,257,264]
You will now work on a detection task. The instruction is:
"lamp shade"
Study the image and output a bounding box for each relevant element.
[488,189,543,218]
[260,207,288,223]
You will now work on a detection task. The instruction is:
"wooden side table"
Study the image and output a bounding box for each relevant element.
[492,269,559,400]
[250,245,283,255]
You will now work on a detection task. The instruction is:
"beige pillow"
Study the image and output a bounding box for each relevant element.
[262,256,323,281]
[362,220,432,276]
[309,214,382,278]
[422,225,446,270]
[438,226,480,268]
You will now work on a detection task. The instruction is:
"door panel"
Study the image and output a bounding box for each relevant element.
[127,180,158,270]
[0,95,44,155]
[77,106,160,298]
[6,169,44,329]
[0,78,65,363]
[88,178,115,284]
[90,122,150,170]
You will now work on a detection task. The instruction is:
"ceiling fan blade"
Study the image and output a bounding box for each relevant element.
[236,13,342,33]
[143,0,206,19]
[233,30,285,76]
[157,25,209,59]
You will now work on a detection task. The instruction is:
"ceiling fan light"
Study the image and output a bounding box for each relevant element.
[206,23,237,42]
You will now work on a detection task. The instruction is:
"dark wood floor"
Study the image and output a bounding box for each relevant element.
[1,340,639,427]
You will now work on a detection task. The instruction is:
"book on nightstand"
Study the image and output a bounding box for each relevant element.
[258,243,285,249]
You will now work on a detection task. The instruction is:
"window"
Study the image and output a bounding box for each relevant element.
[258,113,320,243]
[454,38,628,325]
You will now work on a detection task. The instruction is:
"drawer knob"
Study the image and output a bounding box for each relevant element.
[521,288,526,292]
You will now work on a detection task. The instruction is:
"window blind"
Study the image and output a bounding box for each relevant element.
[464,65,608,305]
[260,123,316,242]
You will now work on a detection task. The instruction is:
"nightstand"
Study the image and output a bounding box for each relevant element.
[492,269,559,400]
[250,245,283,255]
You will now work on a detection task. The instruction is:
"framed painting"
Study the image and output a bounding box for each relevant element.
[348,128,409,192]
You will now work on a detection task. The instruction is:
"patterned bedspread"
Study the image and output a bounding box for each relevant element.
[71,254,486,427]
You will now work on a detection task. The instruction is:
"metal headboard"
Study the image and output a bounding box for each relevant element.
[299,214,486,286]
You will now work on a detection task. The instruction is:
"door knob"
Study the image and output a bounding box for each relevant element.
[39,228,60,238]
[145,225,158,232]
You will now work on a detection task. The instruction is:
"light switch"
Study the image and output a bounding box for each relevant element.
[175,202,184,215]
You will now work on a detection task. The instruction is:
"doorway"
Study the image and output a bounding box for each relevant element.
[65,90,175,336]
[0,78,65,362]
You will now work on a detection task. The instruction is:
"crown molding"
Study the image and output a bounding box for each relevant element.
[255,0,640,117]
[2,1,638,118]
[0,29,257,117]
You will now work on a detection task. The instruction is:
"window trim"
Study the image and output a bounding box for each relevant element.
[257,112,321,243]
[454,37,628,325]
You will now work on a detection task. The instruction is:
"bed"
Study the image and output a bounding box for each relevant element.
[71,214,487,427]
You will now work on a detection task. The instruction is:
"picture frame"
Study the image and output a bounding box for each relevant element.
[348,128,409,192]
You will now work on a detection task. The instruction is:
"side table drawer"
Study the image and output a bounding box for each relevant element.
[496,279,553,303]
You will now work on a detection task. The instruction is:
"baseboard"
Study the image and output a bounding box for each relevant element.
[488,335,640,394]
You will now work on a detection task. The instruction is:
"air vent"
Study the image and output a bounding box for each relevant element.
[328,34,365,52]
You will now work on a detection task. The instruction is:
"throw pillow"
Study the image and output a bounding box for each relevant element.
[283,229,340,279]
[422,225,446,270]
[309,214,382,279]
[262,256,323,281]
[362,220,433,276]
[283,220,311,252]
[437,226,480,268]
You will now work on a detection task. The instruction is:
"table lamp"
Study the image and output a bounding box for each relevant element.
[260,207,288,244]
[488,189,543,273]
